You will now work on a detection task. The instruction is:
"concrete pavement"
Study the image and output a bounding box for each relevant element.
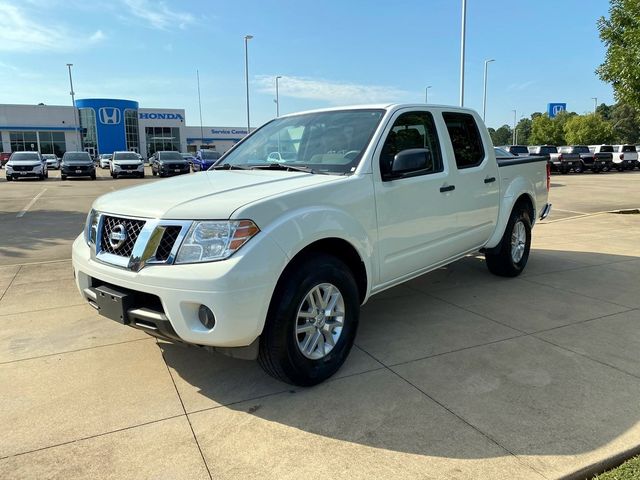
[1,211,640,478]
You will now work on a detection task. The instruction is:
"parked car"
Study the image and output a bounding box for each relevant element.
[494,147,516,158]
[500,145,530,157]
[151,151,190,177]
[181,153,196,165]
[558,145,607,173]
[98,154,112,169]
[110,151,145,179]
[528,145,581,173]
[0,152,11,167]
[72,104,550,386]
[589,145,616,172]
[5,151,48,181]
[61,151,96,180]
[613,144,639,170]
[192,149,221,171]
[42,154,61,170]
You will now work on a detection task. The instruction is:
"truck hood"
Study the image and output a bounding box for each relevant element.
[93,170,342,220]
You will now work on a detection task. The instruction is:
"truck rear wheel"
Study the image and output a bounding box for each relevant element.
[258,254,359,386]
[485,207,531,277]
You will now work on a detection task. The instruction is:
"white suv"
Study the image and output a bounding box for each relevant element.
[110,151,145,179]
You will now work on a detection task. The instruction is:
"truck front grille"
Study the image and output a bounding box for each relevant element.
[100,216,146,257]
[155,226,182,261]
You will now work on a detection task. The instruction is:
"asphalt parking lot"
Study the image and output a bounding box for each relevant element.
[1,168,640,479]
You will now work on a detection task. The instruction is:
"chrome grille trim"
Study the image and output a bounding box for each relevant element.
[90,212,192,271]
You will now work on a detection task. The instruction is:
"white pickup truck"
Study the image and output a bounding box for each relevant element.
[72,104,551,386]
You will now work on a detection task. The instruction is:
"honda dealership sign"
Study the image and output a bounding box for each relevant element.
[76,99,139,154]
[547,103,567,118]
[98,107,121,125]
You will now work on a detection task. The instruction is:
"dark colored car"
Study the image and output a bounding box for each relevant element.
[151,151,190,177]
[192,149,221,172]
[61,151,96,180]
[502,145,530,156]
[181,153,196,165]
[0,152,11,167]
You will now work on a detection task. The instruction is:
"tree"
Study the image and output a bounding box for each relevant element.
[515,118,532,145]
[610,102,640,143]
[530,114,566,145]
[596,0,640,109]
[596,103,613,121]
[564,114,615,145]
[489,124,513,146]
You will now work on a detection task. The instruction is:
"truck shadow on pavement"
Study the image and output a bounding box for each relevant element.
[0,209,86,261]
[159,248,640,464]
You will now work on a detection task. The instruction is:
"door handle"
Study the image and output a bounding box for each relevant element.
[484,177,496,183]
[439,185,455,193]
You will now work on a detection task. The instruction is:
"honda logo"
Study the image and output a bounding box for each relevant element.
[98,107,122,125]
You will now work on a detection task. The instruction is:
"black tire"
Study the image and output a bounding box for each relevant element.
[111,172,117,179]
[139,173,145,178]
[485,207,532,277]
[6,176,11,182]
[91,173,96,180]
[152,169,157,176]
[61,175,67,180]
[258,254,360,386]
[573,163,583,174]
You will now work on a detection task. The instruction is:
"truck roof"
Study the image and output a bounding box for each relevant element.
[277,103,479,118]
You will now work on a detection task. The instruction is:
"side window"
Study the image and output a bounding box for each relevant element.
[379,111,442,178]
[442,112,485,169]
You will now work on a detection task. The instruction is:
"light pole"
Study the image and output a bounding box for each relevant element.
[244,35,253,134]
[66,63,81,150]
[482,59,495,122]
[459,0,467,107]
[592,97,598,112]
[275,75,282,117]
[512,109,517,145]
[425,85,432,103]
[197,69,204,147]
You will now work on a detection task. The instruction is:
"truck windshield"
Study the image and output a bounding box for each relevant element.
[217,109,385,174]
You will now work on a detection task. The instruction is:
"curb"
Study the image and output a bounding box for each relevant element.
[559,444,640,480]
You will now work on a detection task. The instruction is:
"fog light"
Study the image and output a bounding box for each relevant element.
[198,304,216,329]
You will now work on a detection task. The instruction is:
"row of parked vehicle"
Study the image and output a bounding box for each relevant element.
[2,148,225,182]
[496,144,640,174]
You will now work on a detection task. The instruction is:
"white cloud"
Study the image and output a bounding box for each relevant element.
[0,2,107,52]
[121,0,194,30]
[508,80,537,92]
[89,29,106,43]
[255,75,406,105]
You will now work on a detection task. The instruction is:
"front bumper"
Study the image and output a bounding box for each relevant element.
[112,164,144,176]
[72,233,287,347]
[62,166,95,177]
[6,168,42,178]
[159,165,190,175]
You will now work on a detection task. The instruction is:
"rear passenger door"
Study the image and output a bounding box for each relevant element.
[441,111,500,250]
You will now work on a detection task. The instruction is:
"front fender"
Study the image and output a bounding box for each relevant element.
[262,206,376,300]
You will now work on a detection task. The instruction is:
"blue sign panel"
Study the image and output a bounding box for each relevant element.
[75,98,139,154]
[547,103,567,118]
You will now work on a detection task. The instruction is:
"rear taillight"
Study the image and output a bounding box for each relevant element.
[546,162,551,191]
[558,154,563,161]
[620,153,624,160]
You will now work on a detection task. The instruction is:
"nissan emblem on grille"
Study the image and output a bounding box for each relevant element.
[108,224,128,249]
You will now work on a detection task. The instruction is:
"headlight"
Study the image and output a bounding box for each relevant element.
[84,209,99,245]
[33,164,42,171]
[175,220,259,264]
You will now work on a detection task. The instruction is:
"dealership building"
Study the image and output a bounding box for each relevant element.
[0,98,250,158]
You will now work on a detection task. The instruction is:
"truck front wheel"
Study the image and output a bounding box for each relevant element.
[485,207,531,277]
[258,254,359,386]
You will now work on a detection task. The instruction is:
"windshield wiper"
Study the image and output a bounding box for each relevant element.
[250,163,315,174]
[211,163,251,170]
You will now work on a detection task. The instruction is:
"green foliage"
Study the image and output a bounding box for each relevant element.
[597,0,640,108]
[489,124,512,146]
[515,118,532,145]
[530,114,565,145]
[610,102,640,143]
[593,454,640,480]
[564,113,615,145]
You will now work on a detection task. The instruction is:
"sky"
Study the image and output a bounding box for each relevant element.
[0,0,616,130]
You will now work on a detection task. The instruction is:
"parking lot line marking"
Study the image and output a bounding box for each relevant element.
[16,188,47,218]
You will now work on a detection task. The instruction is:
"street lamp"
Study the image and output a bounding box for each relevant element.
[482,59,495,122]
[592,97,598,112]
[459,0,467,107]
[425,85,432,103]
[244,35,253,133]
[275,75,282,117]
[66,63,81,150]
[512,109,517,145]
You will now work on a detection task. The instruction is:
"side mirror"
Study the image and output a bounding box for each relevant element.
[384,148,431,179]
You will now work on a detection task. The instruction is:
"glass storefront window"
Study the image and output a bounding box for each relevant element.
[79,108,96,153]
[10,131,38,151]
[125,109,140,152]
[9,131,67,155]
[145,126,180,156]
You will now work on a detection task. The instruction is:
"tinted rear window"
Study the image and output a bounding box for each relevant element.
[622,145,636,152]
[510,146,528,154]
[573,146,590,153]
[442,112,485,169]
[600,145,614,152]
[540,146,557,154]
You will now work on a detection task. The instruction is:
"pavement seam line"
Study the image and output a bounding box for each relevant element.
[156,340,213,480]
[0,413,186,461]
[0,337,154,365]
[0,258,71,268]
[16,188,47,218]
[0,301,88,318]
[0,265,20,304]
[354,345,551,480]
